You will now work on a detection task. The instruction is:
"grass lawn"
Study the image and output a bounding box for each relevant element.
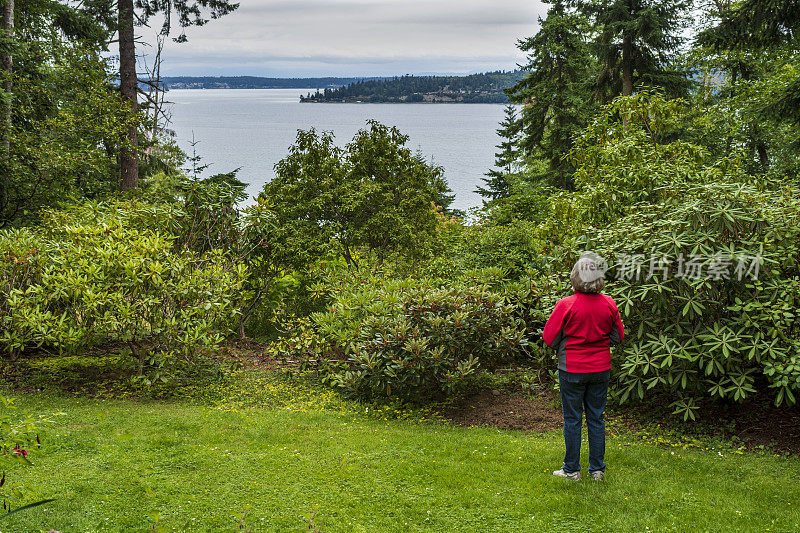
[2,373,799,532]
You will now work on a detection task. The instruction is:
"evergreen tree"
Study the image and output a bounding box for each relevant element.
[1,0,13,157]
[2,0,109,157]
[116,0,239,190]
[698,0,800,128]
[576,0,691,101]
[505,0,594,189]
[477,105,521,202]
[0,0,135,226]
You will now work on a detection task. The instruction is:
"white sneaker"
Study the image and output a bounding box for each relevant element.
[553,469,581,480]
[591,471,605,481]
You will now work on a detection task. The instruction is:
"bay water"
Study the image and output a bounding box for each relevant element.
[166,88,506,212]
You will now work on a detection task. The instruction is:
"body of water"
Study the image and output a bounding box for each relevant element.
[166,89,505,212]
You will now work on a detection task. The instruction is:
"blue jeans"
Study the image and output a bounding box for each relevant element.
[558,369,609,474]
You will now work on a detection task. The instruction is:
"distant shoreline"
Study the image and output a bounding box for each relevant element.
[300,100,507,104]
[168,87,328,90]
[165,72,521,104]
[162,76,387,91]
[299,71,520,105]
[166,87,509,104]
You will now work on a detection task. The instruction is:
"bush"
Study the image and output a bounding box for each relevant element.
[325,285,529,402]
[582,179,800,416]
[14,355,132,392]
[564,93,800,416]
[261,121,453,270]
[426,220,552,280]
[0,201,245,379]
[269,260,563,403]
[142,172,299,339]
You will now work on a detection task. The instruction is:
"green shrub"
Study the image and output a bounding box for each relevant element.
[169,171,248,255]
[582,180,800,416]
[261,121,453,270]
[0,201,245,378]
[146,174,298,340]
[563,92,800,415]
[426,220,552,280]
[269,264,537,401]
[501,273,572,370]
[16,355,133,391]
[569,91,709,228]
[327,287,528,402]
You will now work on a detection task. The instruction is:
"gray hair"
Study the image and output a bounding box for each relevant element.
[570,255,605,294]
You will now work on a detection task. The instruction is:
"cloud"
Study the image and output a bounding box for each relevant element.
[138,0,547,76]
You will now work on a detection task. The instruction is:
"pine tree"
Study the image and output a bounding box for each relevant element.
[117,0,239,190]
[185,132,210,180]
[576,0,691,101]
[504,0,594,189]
[477,105,521,202]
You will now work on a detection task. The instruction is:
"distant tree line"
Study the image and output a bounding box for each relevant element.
[163,76,388,90]
[300,71,524,103]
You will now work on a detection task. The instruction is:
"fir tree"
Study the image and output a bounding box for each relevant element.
[505,0,594,189]
[698,0,800,127]
[576,0,692,101]
[116,0,239,190]
[477,105,521,202]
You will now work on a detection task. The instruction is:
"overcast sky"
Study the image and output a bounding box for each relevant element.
[142,0,548,77]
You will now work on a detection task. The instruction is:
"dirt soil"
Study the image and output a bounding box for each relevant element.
[614,397,800,455]
[724,403,800,453]
[439,389,564,432]
[440,385,800,455]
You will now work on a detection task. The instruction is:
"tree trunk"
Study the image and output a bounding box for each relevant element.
[237,284,267,340]
[621,32,633,97]
[1,0,13,155]
[756,138,769,171]
[555,50,569,189]
[129,341,145,375]
[118,0,139,190]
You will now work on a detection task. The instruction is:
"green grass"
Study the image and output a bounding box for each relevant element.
[2,374,799,532]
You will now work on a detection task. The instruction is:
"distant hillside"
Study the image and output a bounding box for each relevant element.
[299,71,524,103]
[162,76,388,90]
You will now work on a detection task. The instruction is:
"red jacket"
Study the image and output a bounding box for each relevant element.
[542,292,624,373]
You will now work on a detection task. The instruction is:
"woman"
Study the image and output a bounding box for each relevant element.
[543,254,624,481]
